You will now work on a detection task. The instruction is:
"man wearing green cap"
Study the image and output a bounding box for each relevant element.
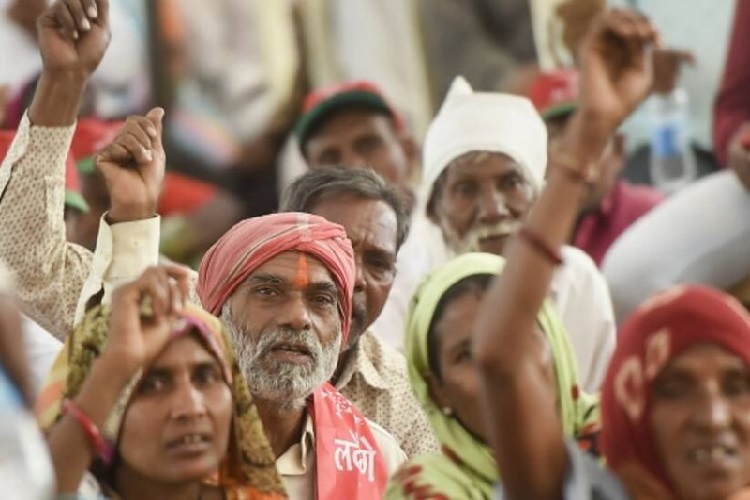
[294,80,419,209]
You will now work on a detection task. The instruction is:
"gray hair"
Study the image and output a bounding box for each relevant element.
[279,166,411,250]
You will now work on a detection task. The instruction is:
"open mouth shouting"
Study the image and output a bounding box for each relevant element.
[267,341,315,364]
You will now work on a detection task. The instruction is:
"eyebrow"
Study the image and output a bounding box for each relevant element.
[146,359,220,377]
[247,274,285,286]
[364,246,396,260]
[247,273,339,293]
[307,282,339,295]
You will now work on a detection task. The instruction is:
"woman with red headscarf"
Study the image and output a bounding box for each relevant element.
[472,8,750,500]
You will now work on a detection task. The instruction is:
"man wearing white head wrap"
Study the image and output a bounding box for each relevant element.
[370,77,616,392]
[422,76,548,196]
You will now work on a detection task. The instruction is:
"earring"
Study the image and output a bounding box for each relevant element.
[442,407,454,416]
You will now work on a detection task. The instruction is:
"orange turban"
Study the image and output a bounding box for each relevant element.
[197,212,355,342]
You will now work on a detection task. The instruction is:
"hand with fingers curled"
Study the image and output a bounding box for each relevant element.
[577,8,662,131]
[96,108,167,223]
[102,265,191,381]
[36,0,111,78]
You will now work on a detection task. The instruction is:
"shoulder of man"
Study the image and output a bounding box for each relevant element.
[360,331,408,377]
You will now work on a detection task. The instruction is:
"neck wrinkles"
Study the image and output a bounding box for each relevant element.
[253,397,308,457]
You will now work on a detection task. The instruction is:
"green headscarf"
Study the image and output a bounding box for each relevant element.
[395,252,599,497]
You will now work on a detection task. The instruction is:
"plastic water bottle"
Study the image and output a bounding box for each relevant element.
[649,88,698,194]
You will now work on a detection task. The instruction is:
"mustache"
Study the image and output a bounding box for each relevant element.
[256,327,323,361]
[465,220,520,250]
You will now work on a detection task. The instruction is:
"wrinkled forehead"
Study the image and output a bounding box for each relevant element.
[246,250,336,287]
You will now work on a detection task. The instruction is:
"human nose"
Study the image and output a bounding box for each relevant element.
[339,148,367,168]
[171,382,207,419]
[477,186,510,223]
[692,388,731,433]
[278,293,312,331]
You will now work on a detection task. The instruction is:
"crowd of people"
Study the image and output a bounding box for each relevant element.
[2,0,750,498]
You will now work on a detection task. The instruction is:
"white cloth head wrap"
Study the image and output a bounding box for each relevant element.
[422,76,548,198]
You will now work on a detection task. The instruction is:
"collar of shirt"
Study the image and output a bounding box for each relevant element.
[276,413,316,476]
[334,331,390,392]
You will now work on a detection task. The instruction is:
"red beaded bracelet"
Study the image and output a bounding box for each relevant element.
[62,399,113,463]
[518,227,564,265]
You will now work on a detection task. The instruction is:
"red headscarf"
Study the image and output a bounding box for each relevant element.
[196,212,355,343]
[602,285,750,498]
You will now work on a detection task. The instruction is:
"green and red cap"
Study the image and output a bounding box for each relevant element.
[294,81,404,150]
[528,68,579,120]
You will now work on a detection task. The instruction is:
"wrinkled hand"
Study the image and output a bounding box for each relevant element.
[36,0,110,78]
[728,123,750,191]
[577,9,661,128]
[651,49,695,94]
[105,265,190,379]
[96,108,166,223]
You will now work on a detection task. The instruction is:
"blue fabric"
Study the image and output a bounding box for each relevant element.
[0,367,22,410]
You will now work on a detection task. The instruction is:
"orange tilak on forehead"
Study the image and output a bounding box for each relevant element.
[293,253,309,288]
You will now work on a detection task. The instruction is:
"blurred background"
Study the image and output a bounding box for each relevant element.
[0,0,736,267]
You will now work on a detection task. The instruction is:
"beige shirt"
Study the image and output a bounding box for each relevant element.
[277,413,407,499]
[0,115,158,339]
[336,331,440,458]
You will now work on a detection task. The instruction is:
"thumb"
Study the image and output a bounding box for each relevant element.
[146,107,165,149]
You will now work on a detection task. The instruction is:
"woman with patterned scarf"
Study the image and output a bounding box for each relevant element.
[38,265,286,499]
[384,252,600,499]
[475,8,750,500]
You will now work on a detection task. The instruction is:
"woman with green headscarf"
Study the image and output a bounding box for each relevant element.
[39,265,286,500]
[384,252,599,499]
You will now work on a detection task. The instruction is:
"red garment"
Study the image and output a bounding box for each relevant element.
[312,383,388,499]
[196,212,355,343]
[713,0,750,167]
[601,285,750,497]
[574,181,664,267]
[71,118,124,165]
[158,172,218,216]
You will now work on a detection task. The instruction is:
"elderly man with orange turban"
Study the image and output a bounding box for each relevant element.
[196,212,405,498]
[136,210,408,497]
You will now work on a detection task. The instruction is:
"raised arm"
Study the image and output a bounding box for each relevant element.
[472,10,659,500]
[76,109,203,321]
[48,264,188,494]
[0,0,109,337]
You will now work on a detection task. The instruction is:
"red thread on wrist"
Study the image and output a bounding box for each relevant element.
[550,151,597,187]
[518,227,564,265]
[62,399,113,463]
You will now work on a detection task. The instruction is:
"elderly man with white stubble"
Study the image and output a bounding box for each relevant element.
[373,77,616,392]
